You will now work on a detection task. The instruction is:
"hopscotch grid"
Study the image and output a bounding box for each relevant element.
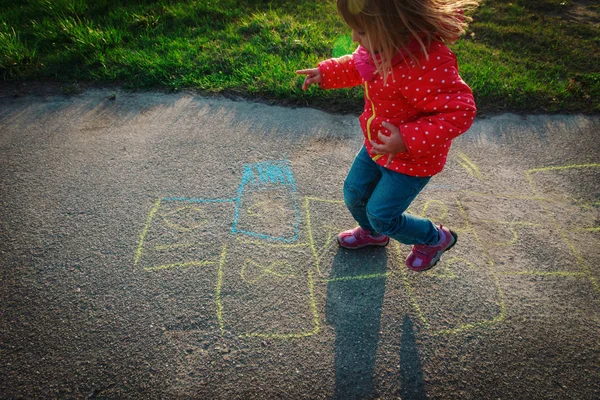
[524,164,600,292]
[396,196,507,335]
[453,197,507,333]
[158,205,209,232]
[134,161,598,340]
[304,197,349,279]
[242,271,320,339]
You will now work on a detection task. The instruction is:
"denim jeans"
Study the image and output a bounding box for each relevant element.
[343,146,439,245]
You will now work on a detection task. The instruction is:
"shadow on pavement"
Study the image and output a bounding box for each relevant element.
[325,247,387,399]
[325,246,429,399]
[400,315,428,400]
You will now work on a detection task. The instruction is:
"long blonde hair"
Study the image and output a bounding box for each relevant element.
[338,0,478,77]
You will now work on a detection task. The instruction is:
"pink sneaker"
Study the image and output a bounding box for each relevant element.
[337,227,389,249]
[406,225,457,271]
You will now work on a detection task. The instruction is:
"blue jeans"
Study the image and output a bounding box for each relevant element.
[343,146,439,245]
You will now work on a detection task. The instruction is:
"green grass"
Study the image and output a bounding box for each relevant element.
[1,0,598,114]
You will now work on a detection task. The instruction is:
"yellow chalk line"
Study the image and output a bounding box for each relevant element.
[244,271,320,339]
[441,199,507,335]
[476,220,543,227]
[306,201,384,280]
[303,197,347,277]
[481,225,520,247]
[525,164,599,292]
[154,242,204,250]
[144,261,214,272]
[304,197,345,204]
[215,245,321,339]
[215,244,227,336]
[421,199,448,221]
[526,163,600,174]
[159,205,207,232]
[457,152,481,179]
[326,272,391,282]
[398,199,507,334]
[435,315,505,336]
[392,241,430,329]
[572,227,600,233]
[305,197,320,276]
[240,259,296,285]
[456,198,507,306]
[133,198,162,267]
[497,271,587,277]
[135,184,597,341]
[459,190,551,202]
[236,236,309,249]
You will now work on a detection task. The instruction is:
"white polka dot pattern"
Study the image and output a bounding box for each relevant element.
[317,41,477,177]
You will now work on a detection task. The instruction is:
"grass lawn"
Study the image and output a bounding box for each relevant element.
[1,0,599,114]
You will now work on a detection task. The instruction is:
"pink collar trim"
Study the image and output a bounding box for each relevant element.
[352,40,425,81]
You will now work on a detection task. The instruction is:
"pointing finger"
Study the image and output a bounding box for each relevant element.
[296,68,318,75]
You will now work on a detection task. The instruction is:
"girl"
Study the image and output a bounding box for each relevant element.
[297,0,478,271]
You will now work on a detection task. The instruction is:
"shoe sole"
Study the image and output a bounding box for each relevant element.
[408,230,458,272]
[337,237,390,249]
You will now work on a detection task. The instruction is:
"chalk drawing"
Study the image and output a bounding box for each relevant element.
[215,244,227,336]
[420,200,448,222]
[430,256,475,279]
[395,197,506,335]
[144,260,215,272]
[457,152,481,179]
[232,160,301,242]
[525,163,599,292]
[133,157,599,339]
[154,242,205,251]
[132,197,234,272]
[240,259,297,285]
[133,198,162,268]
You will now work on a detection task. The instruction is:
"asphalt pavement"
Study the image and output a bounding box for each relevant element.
[1,88,599,399]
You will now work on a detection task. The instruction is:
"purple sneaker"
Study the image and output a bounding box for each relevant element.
[406,225,457,271]
[337,227,389,249]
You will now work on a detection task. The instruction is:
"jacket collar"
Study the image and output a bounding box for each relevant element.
[352,39,426,81]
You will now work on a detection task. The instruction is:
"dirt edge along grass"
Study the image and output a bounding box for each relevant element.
[1,0,598,114]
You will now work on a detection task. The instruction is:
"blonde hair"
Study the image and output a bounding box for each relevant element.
[338,0,478,78]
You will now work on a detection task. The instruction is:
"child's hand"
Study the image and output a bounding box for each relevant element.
[370,121,407,167]
[296,68,322,90]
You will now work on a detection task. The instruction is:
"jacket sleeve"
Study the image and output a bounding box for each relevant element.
[317,55,363,90]
[399,48,476,157]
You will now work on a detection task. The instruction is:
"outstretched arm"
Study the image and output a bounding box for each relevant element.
[296,54,362,91]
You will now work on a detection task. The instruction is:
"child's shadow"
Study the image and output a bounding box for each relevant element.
[325,247,388,400]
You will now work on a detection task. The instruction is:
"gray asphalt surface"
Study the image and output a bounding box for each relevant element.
[1,89,599,399]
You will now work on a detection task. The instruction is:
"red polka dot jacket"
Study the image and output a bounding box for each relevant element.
[318,40,477,177]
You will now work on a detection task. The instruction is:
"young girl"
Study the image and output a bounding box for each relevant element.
[297,0,478,271]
